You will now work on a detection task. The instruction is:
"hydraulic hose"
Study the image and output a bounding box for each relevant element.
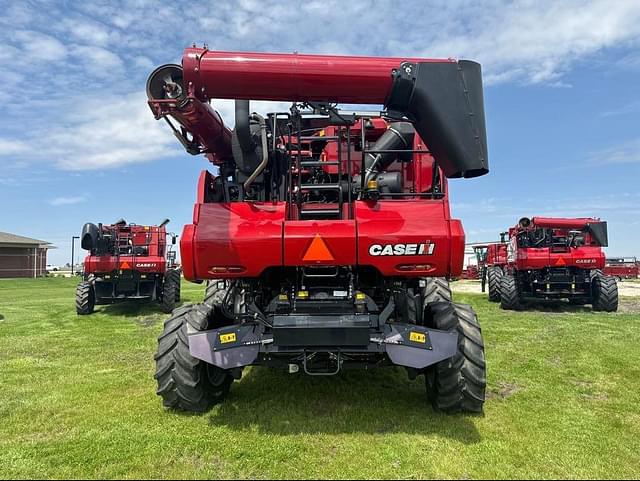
[242,113,268,192]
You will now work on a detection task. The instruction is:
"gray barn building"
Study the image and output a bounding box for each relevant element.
[0,231,53,278]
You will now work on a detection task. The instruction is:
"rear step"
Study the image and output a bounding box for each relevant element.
[300,208,341,218]
[300,183,342,191]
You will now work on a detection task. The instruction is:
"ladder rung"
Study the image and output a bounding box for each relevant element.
[300,161,340,167]
[300,208,341,217]
[300,184,341,191]
[298,136,340,141]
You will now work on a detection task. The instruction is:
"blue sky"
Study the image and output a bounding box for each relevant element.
[1,0,639,266]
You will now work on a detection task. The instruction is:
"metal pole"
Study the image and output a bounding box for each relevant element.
[71,236,79,276]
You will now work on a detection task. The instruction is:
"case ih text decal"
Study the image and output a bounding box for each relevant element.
[369,242,435,256]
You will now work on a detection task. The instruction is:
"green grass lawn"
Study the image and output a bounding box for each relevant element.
[1,277,639,479]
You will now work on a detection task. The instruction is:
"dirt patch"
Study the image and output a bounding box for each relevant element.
[548,355,562,367]
[451,280,484,294]
[618,281,640,297]
[580,392,609,402]
[487,382,520,400]
[452,279,640,298]
[569,379,593,389]
[136,317,159,327]
[618,298,640,314]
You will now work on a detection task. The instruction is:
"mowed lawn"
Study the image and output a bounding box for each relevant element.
[1,277,639,479]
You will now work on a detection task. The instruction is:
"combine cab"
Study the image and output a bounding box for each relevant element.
[76,219,181,314]
[497,217,618,311]
[148,48,490,413]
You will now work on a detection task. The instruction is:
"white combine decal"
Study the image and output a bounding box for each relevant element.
[369,242,435,256]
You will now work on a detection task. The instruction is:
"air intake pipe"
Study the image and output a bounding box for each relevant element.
[363,122,415,184]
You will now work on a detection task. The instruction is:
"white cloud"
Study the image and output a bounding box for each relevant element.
[589,138,640,165]
[422,0,640,85]
[48,195,88,206]
[47,91,179,170]
[13,30,68,61]
[0,139,28,155]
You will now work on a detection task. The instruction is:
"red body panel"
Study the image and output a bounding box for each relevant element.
[183,196,464,280]
[486,243,508,266]
[84,255,167,274]
[186,202,285,278]
[183,49,454,103]
[284,221,357,267]
[512,246,605,271]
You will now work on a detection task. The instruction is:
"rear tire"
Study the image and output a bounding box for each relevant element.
[592,275,618,312]
[500,274,522,310]
[420,277,452,304]
[424,303,486,413]
[161,269,180,313]
[154,303,234,412]
[487,266,503,302]
[203,279,229,308]
[76,281,95,315]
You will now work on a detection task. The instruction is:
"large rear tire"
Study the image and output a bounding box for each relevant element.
[420,277,452,304]
[161,269,180,313]
[424,303,486,413]
[76,281,95,315]
[500,274,522,310]
[592,275,618,312]
[487,266,503,302]
[203,279,229,308]
[154,303,234,412]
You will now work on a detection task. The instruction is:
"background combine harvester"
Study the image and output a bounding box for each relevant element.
[77,219,181,314]
[604,257,639,280]
[147,47,489,413]
[470,241,508,300]
[486,217,618,311]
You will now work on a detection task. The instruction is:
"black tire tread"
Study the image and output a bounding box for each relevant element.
[425,302,486,413]
[487,266,503,302]
[592,275,618,312]
[420,277,452,304]
[203,279,228,308]
[154,303,233,412]
[76,282,95,315]
[500,274,521,310]
[161,269,181,313]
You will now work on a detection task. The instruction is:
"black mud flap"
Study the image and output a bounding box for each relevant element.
[382,323,458,370]
[188,324,266,369]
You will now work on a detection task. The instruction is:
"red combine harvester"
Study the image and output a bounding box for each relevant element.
[604,257,639,280]
[76,219,181,315]
[472,238,508,301]
[496,217,618,311]
[147,48,489,413]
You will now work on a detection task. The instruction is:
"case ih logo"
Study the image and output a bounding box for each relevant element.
[575,259,597,264]
[135,263,156,268]
[369,242,435,256]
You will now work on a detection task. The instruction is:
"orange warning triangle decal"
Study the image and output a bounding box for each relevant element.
[555,257,566,266]
[120,261,131,269]
[303,235,335,262]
